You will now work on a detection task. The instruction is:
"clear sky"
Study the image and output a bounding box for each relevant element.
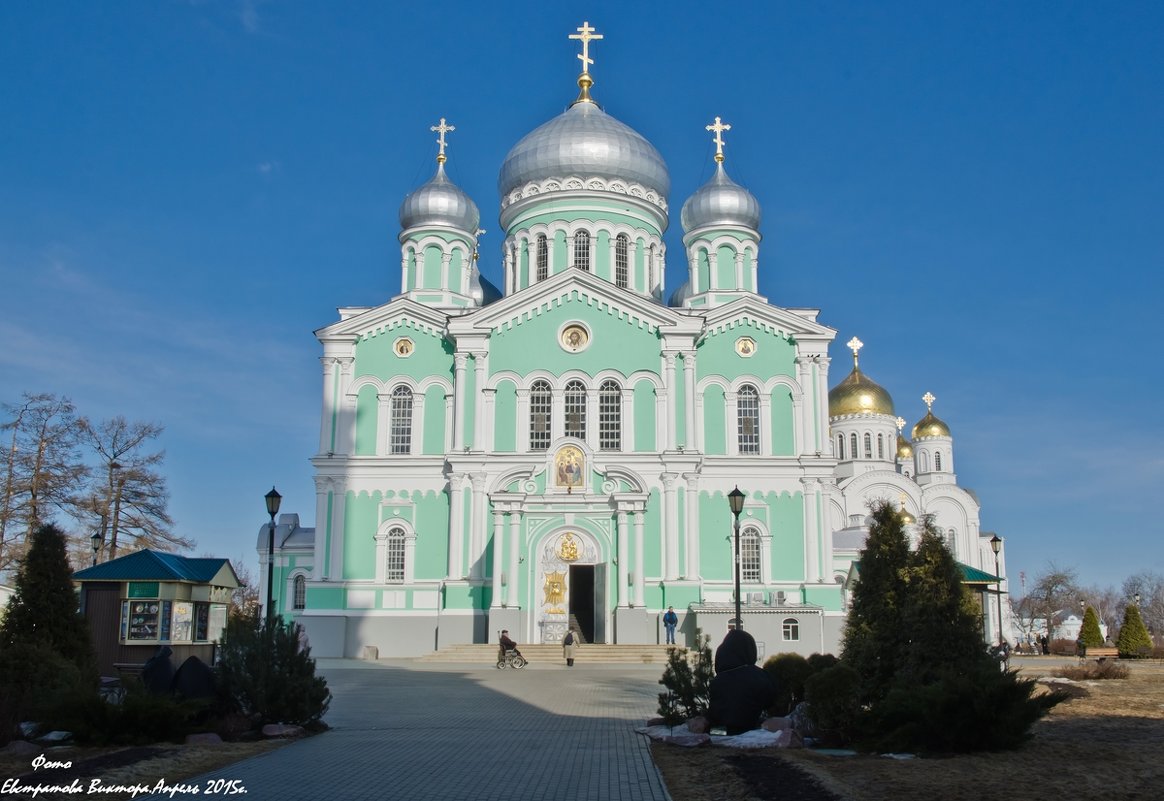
[1,1,1160,595]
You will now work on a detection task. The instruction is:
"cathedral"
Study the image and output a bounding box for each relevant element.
[258,23,1008,658]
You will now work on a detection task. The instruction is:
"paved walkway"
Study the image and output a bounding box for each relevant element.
[149,659,672,801]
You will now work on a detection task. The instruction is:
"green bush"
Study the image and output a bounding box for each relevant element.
[1116,605,1153,658]
[860,665,1068,754]
[216,614,330,726]
[1080,606,1104,648]
[804,663,861,746]
[762,653,811,716]
[806,653,839,673]
[0,643,86,743]
[657,631,712,724]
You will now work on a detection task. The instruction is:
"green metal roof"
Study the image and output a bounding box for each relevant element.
[74,549,237,585]
[849,560,1000,585]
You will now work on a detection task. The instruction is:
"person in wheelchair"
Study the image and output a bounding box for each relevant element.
[499,629,521,661]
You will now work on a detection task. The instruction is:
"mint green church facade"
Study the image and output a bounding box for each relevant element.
[260,26,1008,658]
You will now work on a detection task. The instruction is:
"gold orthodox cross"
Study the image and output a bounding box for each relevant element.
[846,336,863,367]
[922,391,936,411]
[431,118,455,164]
[706,116,731,163]
[569,21,603,75]
[895,416,906,434]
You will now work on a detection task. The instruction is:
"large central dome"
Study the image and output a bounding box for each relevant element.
[498,101,670,201]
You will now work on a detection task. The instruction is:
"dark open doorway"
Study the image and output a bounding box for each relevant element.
[569,564,595,643]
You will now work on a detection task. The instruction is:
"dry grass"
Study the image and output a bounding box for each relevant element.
[1051,659,1130,681]
[653,666,1164,801]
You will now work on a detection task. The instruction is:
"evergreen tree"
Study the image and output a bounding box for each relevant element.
[0,523,95,675]
[1116,604,1152,658]
[1080,606,1104,648]
[900,518,991,683]
[841,500,911,703]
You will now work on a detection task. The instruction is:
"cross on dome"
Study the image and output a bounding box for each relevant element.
[847,336,863,367]
[706,116,732,164]
[431,118,455,164]
[895,416,906,433]
[569,21,603,75]
[922,391,936,411]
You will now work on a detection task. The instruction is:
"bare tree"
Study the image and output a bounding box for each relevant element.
[1020,564,1079,642]
[229,556,261,620]
[0,393,88,571]
[82,416,189,558]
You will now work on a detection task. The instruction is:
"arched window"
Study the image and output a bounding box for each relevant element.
[615,234,629,288]
[738,385,760,454]
[741,527,761,582]
[293,574,306,610]
[877,433,884,459]
[946,528,956,550]
[837,434,845,459]
[935,450,943,471]
[920,451,929,472]
[573,230,591,271]
[782,617,800,641]
[850,433,858,460]
[599,380,621,451]
[536,234,548,281]
[863,433,872,459]
[530,381,552,451]
[564,380,587,439]
[385,526,406,582]
[389,385,413,454]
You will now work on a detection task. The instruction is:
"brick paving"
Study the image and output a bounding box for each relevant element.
[150,660,671,801]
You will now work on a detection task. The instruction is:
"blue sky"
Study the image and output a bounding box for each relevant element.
[1,1,1160,594]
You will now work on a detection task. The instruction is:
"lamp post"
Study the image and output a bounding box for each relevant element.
[727,486,745,632]
[90,532,102,567]
[989,535,1004,645]
[265,487,282,625]
[1135,592,1141,607]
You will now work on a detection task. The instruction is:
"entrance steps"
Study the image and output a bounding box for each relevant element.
[417,643,678,665]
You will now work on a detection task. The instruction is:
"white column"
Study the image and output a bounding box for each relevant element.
[633,511,645,607]
[516,388,530,452]
[313,478,329,581]
[588,234,597,272]
[630,240,640,292]
[734,250,745,290]
[469,473,487,580]
[725,391,739,456]
[620,388,634,453]
[400,253,410,294]
[662,473,679,580]
[491,511,504,608]
[481,389,496,452]
[551,387,565,442]
[452,352,469,450]
[329,481,346,582]
[655,388,668,450]
[616,510,629,607]
[440,251,452,290]
[319,358,337,454]
[374,392,389,456]
[815,358,831,453]
[750,248,759,293]
[585,385,599,451]
[759,394,773,456]
[802,478,820,582]
[507,512,521,607]
[607,236,616,282]
[683,351,696,449]
[444,392,454,453]
[412,393,426,455]
[663,352,678,450]
[684,473,700,579]
[689,253,699,294]
[447,474,465,579]
[547,234,556,276]
[335,358,355,455]
[795,356,812,455]
[472,351,488,451]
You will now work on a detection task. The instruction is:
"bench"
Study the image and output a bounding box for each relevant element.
[1083,646,1119,661]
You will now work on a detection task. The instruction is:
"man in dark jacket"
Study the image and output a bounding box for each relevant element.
[707,629,777,735]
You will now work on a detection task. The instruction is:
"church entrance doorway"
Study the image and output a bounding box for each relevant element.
[569,564,596,643]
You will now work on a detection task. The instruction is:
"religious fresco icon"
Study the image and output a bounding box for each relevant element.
[560,324,589,352]
[543,570,566,613]
[394,337,414,357]
[557,532,580,561]
[735,336,756,357]
[554,445,585,488]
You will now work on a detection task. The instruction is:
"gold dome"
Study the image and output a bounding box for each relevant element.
[896,434,913,459]
[912,411,950,438]
[829,336,895,418]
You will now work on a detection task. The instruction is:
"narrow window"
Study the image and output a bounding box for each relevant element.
[946,528,956,550]
[877,433,884,459]
[390,385,413,454]
[573,230,591,271]
[293,575,306,610]
[385,526,405,582]
[599,380,621,451]
[850,433,858,459]
[738,385,760,454]
[935,450,943,471]
[741,527,761,582]
[782,617,800,641]
[863,433,872,459]
[530,380,552,451]
[837,434,845,459]
[536,234,548,281]
[564,380,587,439]
[615,234,629,288]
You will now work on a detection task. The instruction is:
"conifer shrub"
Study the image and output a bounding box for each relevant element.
[803,663,861,746]
[1116,604,1153,658]
[216,613,331,727]
[657,630,713,724]
[39,681,204,745]
[1080,606,1104,648]
[762,653,811,716]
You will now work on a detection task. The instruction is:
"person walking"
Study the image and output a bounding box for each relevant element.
[663,606,679,645]
[563,629,577,667]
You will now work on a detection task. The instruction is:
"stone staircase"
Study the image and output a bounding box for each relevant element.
[416,643,678,665]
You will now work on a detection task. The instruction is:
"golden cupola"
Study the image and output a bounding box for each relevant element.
[828,337,895,417]
[912,392,952,439]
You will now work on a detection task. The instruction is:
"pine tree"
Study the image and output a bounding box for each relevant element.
[1116,604,1152,658]
[841,500,911,703]
[1080,606,1104,648]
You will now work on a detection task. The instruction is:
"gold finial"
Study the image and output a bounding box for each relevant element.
[895,416,906,434]
[472,228,485,263]
[922,391,936,411]
[569,21,603,104]
[846,336,863,368]
[431,118,455,165]
[706,116,732,164]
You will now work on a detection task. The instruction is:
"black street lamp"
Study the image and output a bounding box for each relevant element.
[727,486,745,632]
[90,532,102,567]
[989,535,1004,645]
[265,487,282,625]
[1134,592,1141,607]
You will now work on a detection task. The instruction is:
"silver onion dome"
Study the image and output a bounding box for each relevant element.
[399,164,480,233]
[498,102,670,200]
[680,163,761,233]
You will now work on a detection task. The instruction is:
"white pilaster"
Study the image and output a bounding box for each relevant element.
[616,510,629,607]
[683,351,696,449]
[507,512,521,607]
[491,511,504,608]
[472,351,488,451]
[447,474,465,579]
[452,352,468,450]
[683,473,700,579]
[662,473,679,580]
[469,473,487,580]
[634,511,645,607]
[725,391,739,456]
[663,352,678,450]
